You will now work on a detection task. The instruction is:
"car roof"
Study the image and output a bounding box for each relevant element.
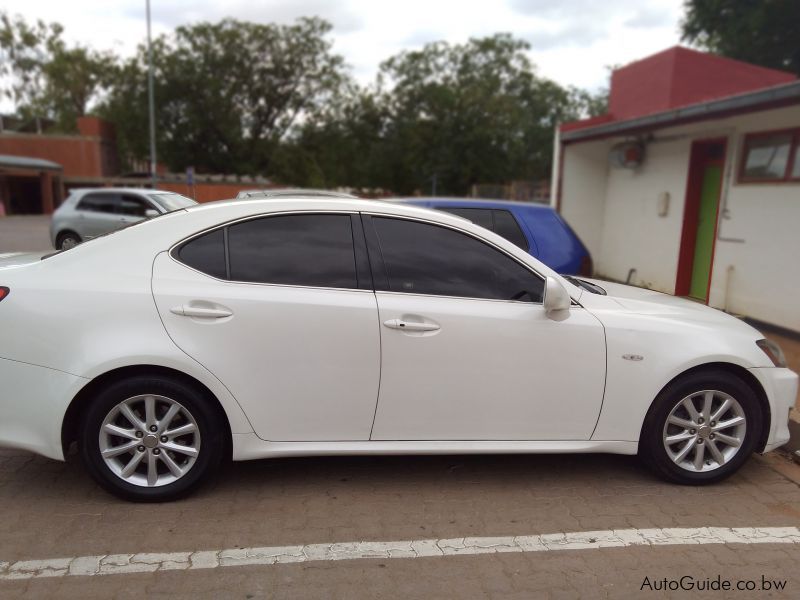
[69,187,184,195]
[395,197,554,211]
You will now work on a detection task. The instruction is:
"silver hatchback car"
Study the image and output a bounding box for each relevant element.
[50,188,197,250]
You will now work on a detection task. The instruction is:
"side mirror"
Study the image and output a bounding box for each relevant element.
[544,276,571,317]
[145,209,159,219]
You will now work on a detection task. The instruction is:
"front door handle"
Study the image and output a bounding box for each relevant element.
[171,305,233,319]
[383,319,440,332]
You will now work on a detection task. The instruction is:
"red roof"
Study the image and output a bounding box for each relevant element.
[562,46,796,134]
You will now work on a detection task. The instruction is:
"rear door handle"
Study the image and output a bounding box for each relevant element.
[383,319,440,332]
[171,305,233,319]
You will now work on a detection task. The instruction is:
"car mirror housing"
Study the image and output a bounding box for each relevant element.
[544,276,571,317]
[145,209,159,219]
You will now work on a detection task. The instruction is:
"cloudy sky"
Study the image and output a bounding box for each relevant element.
[0,0,685,92]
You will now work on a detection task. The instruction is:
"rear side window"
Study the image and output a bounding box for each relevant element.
[178,229,227,279]
[435,206,528,250]
[228,214,357,288]
[372,217,543,302]
[76,193,119,214]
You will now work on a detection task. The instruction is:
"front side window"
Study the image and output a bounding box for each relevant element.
[739,130,798,182]
[372,217,543,302]
[228,214,357,288]
[436,206,529,250]
[76,193,119,214]
[119,195,153,217]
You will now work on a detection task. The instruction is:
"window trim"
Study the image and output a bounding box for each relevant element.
[169,210,370,293]
[737,127,800,184]
[361,211,547,305]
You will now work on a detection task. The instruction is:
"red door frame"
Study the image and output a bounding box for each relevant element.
[674,138,727,301]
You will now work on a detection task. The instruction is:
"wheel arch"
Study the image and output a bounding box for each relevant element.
[638,361,771,453]
[61,364,233,459]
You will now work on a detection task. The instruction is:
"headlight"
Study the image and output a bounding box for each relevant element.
[756,339,787,368]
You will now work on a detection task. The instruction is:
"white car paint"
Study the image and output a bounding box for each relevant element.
[0,197,796,467]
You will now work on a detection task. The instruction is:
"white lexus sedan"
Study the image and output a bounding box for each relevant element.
[0,197,796,501]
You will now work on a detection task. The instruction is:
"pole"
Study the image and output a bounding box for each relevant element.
[146,0,157,188]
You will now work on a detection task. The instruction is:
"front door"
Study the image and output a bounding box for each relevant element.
[365,215,606,441]
[152,212,381,442]
[676,140,726,301]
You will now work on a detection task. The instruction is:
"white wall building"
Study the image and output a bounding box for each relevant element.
[554,47,800,333]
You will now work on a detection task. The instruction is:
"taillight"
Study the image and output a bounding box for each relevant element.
[578,255,593,277]
[0,287,8,302]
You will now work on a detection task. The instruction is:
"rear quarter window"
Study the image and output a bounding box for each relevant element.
[176,229,227,279]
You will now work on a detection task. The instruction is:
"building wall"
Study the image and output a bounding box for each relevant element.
[560,103,800,331]
[158,182,277,203]
[0,133,112,179]
[557,139,610,259]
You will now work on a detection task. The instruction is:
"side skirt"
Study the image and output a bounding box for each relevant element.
[231,434,639,461]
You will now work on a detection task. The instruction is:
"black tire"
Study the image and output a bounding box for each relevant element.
[639,369,763,485]
[56,231,81,250]
[80,375,224,502]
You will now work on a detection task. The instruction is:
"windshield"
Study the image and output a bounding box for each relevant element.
[563,276,607,295]
[149,192,197,212]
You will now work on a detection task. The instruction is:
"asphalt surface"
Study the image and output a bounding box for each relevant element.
[0,215,799,598]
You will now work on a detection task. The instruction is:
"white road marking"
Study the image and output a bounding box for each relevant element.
[1,526,799,581]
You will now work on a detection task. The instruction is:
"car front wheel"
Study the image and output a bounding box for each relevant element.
[80,375,224,501]
[639,370,762,485]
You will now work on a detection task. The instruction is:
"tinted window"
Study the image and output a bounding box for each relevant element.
[119,195,153,217]
[438,207,493,230]
[76,193,119,214]
[436,206,528,250]
[373,217,543,302]
[228,214,357,288]
[492,210,528,250]
[178,229,227,279]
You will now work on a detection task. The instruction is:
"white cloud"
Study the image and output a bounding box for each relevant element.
[0,0,685,95]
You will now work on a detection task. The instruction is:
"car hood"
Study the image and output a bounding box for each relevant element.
[581,278,762,334]
[0,252,50,269]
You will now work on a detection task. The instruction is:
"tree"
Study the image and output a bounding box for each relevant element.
[101,17,348,174]
[681,0,800,74]
[0,11,115,131]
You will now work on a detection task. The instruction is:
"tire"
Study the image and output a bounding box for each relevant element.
[639,369,763,485]
[56,231,81,250]
[80,375,224,502]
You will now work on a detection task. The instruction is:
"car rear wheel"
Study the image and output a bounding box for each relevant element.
[80,375,224,501]
[639,370,762,485]
[56,231,81,250]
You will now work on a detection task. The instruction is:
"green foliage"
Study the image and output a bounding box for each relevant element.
[0,11,114,131]
[681,0,800,74]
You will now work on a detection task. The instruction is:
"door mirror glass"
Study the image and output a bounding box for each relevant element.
[544,276,571,316]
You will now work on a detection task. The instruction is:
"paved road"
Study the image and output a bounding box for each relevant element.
[1,214,799,598]
[0,449,798,598]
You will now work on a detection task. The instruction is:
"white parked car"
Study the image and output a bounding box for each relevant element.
[0,197,796,501]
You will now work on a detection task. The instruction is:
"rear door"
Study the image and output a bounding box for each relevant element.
[152,212,381,441]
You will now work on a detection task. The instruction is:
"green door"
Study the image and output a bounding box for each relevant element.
[689,165,721,300]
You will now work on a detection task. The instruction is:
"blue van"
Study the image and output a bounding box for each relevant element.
[397,198,593,276]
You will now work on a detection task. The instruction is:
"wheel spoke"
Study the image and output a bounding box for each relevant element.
[673,439,695,463]
[682,397,701,422]
[161,441,198,458]
[693,442,706,470]
[666,431,695,445]
[706,440,725,465]
[159,404,180,433]
[120,450,145,478]
[165,423,196,438]
[714,416,745,431]
[147,452,159,486]
[103,423,139,441]
[702,391,713,421]
[145,396,156,429]
[119,404,145,430]
[668,416,694,429]
[160,452,184,477]
[101,440,138,458]
[713,432,741,448]
[710,398,732,423]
